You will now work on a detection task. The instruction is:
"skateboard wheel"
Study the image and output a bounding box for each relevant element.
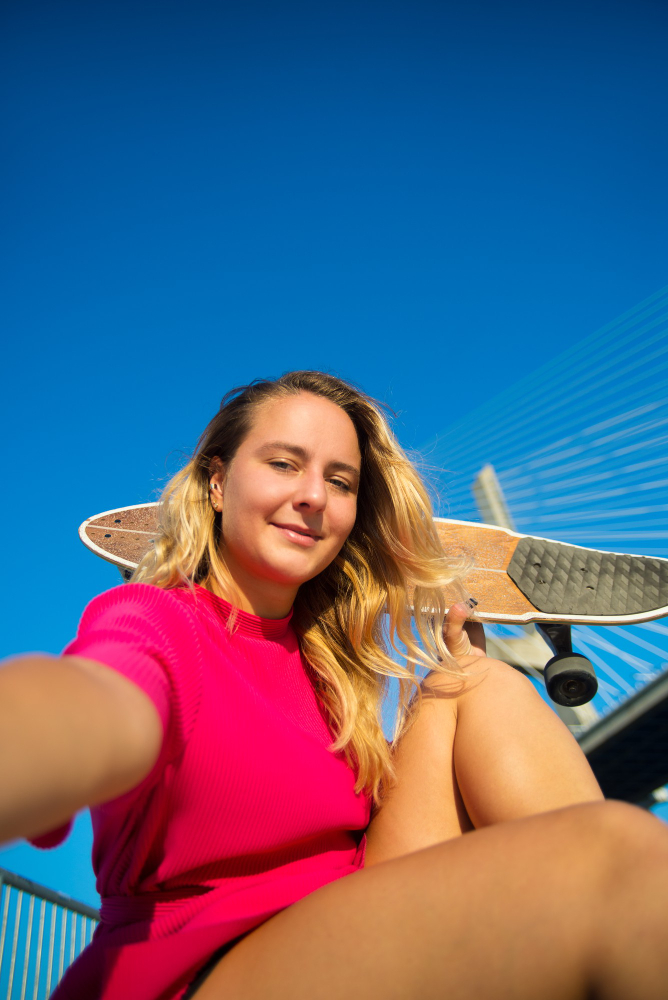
[544,653,598,707]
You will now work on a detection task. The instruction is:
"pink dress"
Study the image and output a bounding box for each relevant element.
[35,583,370,1000]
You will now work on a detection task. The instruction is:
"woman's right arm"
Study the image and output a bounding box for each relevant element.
[0,654,163,845]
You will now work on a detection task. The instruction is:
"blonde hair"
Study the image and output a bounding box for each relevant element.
[133,371,469,804]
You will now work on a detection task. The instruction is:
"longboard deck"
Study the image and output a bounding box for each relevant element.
[79,504,668,626]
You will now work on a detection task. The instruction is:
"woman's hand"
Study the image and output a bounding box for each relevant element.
[442,603,487,661]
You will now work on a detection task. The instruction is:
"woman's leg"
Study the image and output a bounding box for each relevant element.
[192,801,668,1000]
[365,656,603,864]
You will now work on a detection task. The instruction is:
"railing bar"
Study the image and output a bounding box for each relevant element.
[8,889,24,999]
[70,911,76,966]
[0,869,101,1000]
[0,880,11,971]
[57,908,66,983]
[19,894,35,1000]
[32,899,46,1000]
[0,869,99,921]
[45,905,56,995]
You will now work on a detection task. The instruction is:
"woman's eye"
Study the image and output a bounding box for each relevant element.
[268,462,351,491]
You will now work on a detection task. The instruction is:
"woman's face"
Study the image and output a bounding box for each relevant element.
[210,392,361,618]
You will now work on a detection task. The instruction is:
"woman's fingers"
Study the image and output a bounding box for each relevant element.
[443,603,487,659]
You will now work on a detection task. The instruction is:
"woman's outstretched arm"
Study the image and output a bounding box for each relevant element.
[0,654,162,844]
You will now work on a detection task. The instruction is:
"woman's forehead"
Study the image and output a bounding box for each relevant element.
[245,392,361,460]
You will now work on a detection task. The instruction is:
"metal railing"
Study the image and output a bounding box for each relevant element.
[0,868,99,999]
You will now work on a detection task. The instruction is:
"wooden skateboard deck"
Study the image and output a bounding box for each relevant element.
[79,505,668,627]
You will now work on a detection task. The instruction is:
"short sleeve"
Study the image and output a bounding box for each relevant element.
[29,583,203,850]
[63,583,203,763]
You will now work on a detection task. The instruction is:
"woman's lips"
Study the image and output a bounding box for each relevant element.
[272,524,320,547]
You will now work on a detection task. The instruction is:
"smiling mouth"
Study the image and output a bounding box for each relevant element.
[272,523,322,541]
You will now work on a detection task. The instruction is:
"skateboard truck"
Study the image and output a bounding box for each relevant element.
[536,624,598,707]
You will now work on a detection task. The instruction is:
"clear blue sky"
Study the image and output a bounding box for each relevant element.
[1,0,667,906]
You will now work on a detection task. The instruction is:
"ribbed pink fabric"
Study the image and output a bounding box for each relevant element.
[37,583,370,1000]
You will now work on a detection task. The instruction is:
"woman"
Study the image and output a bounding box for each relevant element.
[1,370,667,1000]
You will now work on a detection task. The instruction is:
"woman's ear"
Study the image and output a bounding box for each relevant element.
[208,457,225,510]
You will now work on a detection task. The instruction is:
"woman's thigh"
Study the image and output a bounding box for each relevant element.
[191,802,668,1000]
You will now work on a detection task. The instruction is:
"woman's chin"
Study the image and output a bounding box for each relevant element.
[262,557,330,590]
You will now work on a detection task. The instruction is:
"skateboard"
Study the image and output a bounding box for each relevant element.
[79,506,668,708]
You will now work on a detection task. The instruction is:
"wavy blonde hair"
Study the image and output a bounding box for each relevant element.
[133,371,470,804]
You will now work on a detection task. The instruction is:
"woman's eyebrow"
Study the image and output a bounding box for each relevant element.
[328,460,361,479]
[256,441,360,479]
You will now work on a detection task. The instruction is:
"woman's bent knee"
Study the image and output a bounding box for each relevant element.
[579,799,668,852]
[540,800,668,881]
[423,656,535,702]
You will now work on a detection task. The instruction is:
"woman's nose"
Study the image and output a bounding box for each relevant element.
[293,472,327,510]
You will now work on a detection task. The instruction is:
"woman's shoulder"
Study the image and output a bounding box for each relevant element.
[74,581,204,640]
[80,579,195,613]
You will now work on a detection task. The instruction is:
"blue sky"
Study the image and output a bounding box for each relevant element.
[1,0,667,907]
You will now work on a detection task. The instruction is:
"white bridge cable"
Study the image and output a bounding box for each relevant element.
[612,434,668,459]
[637,621,668,637]
[596,627,668,662]
[501,459,668,500]
[582,401,667,436]
[424,320,668,471]
[502,454,668,497]
[438,376,668,484]
[438,408,668,516]
[572,630,653,673]
[425,333,668,478]
[501,401,666,470]
[422,287,668,458]
[568,639,637,701]
[501,419,668,485]
[500,474,667,506]
[501,494,668,520]
[505,506,668,523]
[432,431,667,525]
[433,370,668,479]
